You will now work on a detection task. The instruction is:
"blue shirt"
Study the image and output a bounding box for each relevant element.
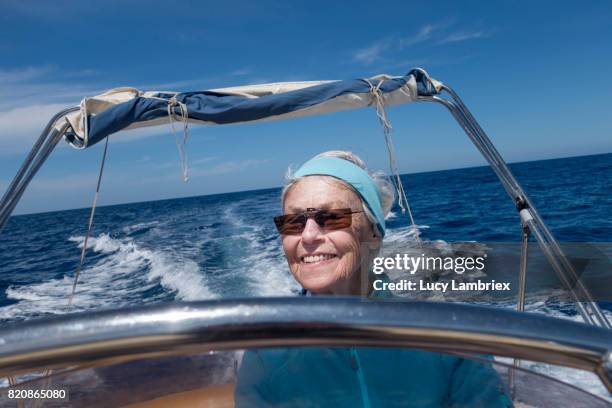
[235,279,513,407]
[236,346,513,407]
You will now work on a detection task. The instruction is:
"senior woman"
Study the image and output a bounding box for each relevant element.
[235,151,512,407]
[277,150,393,296]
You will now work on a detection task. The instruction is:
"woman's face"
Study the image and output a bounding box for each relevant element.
[281,176,377,295]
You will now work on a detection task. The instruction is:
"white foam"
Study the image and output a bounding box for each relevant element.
[383,224,429,243]
[69,233,121,253]
[122,221,160,234]
[1,233,216,320]
[218,204,300,297]
[146,249,215,301]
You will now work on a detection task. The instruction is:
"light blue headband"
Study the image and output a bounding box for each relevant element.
[294,156,386,237]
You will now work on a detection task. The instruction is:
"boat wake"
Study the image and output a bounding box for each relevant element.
[0,217,609,399]
[0,233,217,321]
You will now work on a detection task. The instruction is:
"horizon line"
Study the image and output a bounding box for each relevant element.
[8,151,611,218]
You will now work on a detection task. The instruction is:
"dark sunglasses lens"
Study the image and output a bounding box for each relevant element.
[316,209,352,229]
[274,209,353,234]
[274,214,306,234]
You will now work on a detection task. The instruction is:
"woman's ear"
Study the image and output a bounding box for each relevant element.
[362,225,382,250]
[366,239,381,252]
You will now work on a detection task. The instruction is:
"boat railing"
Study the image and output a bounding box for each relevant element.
[0,298,610,392]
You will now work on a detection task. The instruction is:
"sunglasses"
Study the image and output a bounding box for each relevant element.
[274,208,363,234]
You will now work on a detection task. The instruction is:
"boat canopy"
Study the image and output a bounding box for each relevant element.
[61,69,442,149]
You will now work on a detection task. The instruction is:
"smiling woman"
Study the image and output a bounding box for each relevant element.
[234,151,514,407]
[276,150,395,295]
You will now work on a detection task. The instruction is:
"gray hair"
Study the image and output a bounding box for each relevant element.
[281,150,396,235]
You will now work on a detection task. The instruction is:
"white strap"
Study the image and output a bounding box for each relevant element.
[167,96,190,182]
[364,78,421,244]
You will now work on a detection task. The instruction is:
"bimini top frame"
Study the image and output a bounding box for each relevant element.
[0,68,609,329]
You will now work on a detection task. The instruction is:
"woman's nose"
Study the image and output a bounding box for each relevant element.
[301,218,324,243]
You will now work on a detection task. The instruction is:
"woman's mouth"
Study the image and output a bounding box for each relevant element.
[301,254,337,264]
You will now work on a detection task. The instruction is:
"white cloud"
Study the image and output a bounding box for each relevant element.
[400,24,439,48]
[438,31,487,44]
[0,82,99,112]
[194,159,269,177]
[0,1,93,19]
[0,65,55,83]
[229,68,252,77]
[0,103,70,154]
[0,65,103,110]
[136,155,152,163]
[138,67,254,91]
[136,158,268,185]
[152,156,218,171]
[27,173,99,192]
[191,156,218,165]
[351,24,490,67]
[377,58,430,72]
[107,126,174,144]
[352,40,390,65]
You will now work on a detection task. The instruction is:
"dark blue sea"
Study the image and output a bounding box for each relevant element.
[1,153,610,324]
[1,152,611,396]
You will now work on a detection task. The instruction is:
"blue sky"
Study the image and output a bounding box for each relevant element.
[1,1,611,214]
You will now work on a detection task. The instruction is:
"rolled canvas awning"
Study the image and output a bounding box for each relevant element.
[60,69,442,149]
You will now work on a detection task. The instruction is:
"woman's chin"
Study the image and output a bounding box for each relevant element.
[295,258,345,294]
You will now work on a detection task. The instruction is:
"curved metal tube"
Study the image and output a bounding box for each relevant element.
[417,90,610,329]
[0,107,77,206]
[0,298,610,390]
[417,95,520,200]
[0,127,63,228]
[0,107,78,233]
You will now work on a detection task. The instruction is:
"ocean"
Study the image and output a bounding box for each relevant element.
[0,152,611,396]
[2,152,610,319]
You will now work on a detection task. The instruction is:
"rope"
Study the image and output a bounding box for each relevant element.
[7,374,25,408]
[68,135,110,306]
[167,96,190,182]
[364,78,421,244]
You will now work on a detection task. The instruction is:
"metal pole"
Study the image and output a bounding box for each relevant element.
[0,124,67,233]
[509,216,531,399]
[0,107,77,207]
[418,83,610,328]
[517,217,530,314]
[524,215,608,326]
[0,107,77,233]
[438,87,603,314]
